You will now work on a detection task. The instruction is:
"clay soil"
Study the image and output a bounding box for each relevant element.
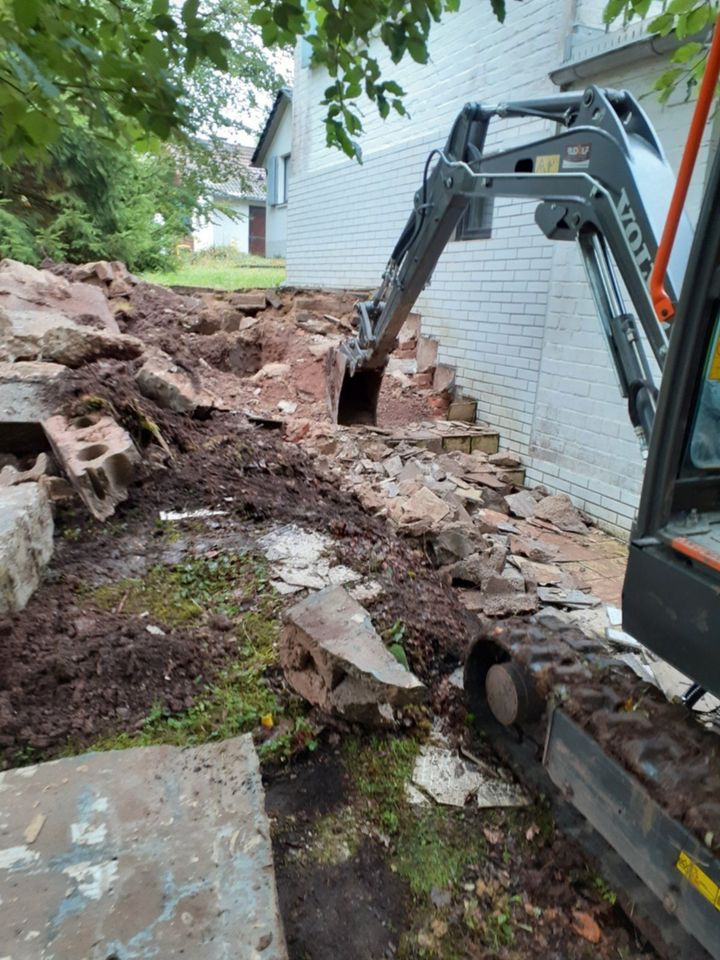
[1,279,658,960]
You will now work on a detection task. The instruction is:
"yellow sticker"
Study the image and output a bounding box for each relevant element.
[676,850,720,910]
[535,154,560,174]
[709,337,720,380]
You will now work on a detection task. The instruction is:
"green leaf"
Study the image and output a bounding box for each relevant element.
[672,40,703,63]
[490,0,506,22]
[667,0,695,12]
[12,0,41,28]
[603,0,626,24]
[407,36,428,63]
[182,0,200,23]
[686,4,711,34]
[388,643,410,670]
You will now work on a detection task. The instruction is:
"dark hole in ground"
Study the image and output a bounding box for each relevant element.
[275,841,408,960]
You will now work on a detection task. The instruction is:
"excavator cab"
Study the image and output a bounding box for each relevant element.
[624,140,720,701]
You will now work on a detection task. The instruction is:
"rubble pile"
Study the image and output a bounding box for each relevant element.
[0,257,458,616]
[285,417,610,624]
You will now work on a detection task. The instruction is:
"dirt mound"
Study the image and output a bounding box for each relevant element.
[0,608,235,754]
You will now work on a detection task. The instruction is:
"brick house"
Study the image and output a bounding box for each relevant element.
[284,0,717,534]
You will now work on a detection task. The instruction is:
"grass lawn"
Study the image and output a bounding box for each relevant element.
[143,254,286,290]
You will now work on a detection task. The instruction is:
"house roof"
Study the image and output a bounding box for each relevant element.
[209,144,266,201]
[252,88,292,168]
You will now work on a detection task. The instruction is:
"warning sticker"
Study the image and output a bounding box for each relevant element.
[535,154,560,174]
[709,335,720,380]
[562,143,592,169]
[676,850,720,910]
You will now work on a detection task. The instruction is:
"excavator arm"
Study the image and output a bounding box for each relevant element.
[330,85,694,448]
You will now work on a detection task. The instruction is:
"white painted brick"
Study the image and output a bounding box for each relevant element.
[287,0,717,531]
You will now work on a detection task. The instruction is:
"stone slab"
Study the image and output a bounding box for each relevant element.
[0,482,53,614]
[0,736,287,960]
[281,584,425,725]
[0,361,68,423]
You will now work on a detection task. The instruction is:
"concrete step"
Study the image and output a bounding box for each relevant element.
[0,736,287,960]
[446,398,477,422]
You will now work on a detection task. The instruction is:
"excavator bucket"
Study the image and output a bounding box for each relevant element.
[326,347,385,425]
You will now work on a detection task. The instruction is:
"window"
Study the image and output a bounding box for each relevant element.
[455,197,493,241]
[269,153,290,206]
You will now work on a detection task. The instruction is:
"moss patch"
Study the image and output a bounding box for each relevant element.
[87,552,269,627]
[87,552,310,756]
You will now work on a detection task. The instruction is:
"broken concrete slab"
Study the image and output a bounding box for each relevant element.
[0,360,68,425]
[280,585,426,725]
[259,524,360,593]
[0,736,287,960]
[504,490,537,519]
[0,258,118,331]
[0,482,53,614]
[426,523,480,567]
[508,534,559,564]
[0,306,143,368]
[446,398,477,422]
[411,744,528,808]
[481,591,539,617]
[441,543,507,587]
[537,586,600,608]
[136,352,214,416]
[509,556,566,586]
[489,451,521,468]
[532,493,588,533]
[43,412,140,521]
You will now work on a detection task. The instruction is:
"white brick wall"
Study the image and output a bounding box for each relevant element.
[287,0,717,535]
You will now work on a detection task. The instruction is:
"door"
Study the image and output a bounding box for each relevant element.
[249,205,266,257]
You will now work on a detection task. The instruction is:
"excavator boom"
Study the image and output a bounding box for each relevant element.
[329,85,694,447]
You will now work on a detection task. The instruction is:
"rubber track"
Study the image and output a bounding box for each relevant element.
[472,616,720,855]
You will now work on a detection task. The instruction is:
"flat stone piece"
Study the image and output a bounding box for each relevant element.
[0,258,118,331]
[400,486,451,527]
[0,306,143,368]
[0,482,53,614]
[533,493,588,533]
[280,585,425,725]
[0,736,287,960]
[504,490,537,519]
[43,412,140,521]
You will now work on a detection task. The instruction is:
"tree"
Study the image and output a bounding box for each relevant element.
[604,1,718,102]
[0,122,203,270]
[0,0,511,165]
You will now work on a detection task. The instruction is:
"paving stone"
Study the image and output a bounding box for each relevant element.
[280,584,426,725]
[0,736,287,960]
[0,482,53,614]
[43,412,140,521]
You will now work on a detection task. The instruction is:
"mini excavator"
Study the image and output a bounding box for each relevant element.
[328,18,720,959]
